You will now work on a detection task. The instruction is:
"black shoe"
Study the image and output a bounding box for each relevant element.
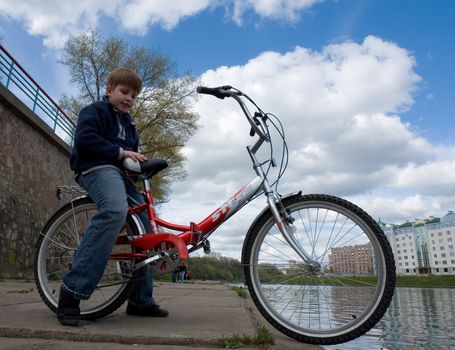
[126,303,169,317]
[57,286,81,327]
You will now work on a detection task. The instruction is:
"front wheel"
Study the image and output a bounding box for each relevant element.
[243,194,396,345]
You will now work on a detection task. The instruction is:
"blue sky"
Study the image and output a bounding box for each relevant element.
[1,0,455,258]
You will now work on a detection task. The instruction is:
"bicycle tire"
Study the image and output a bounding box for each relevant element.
[34,196,139,320]
[243,194,395,345]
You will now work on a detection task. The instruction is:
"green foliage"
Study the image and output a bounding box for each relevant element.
[220,333,244,348]
[255,326,275,345]
[58,30,199,202]
[187,255,244,282]
[155,254,244,282]
[257,263,285,282]
[230,286,248,299]
[220,326,275,348]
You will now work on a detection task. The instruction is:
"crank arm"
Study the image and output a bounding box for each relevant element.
[132,251,170,271]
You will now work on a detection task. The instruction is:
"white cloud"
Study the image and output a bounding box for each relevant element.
[232,0,323,24]
[0,0,118,48]
[119,0,213,34]
[395,159,455,196]
[159,35,455,259]
[0,0,326,48]
[353,195,434,224]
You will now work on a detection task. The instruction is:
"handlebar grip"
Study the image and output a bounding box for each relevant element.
[196,85,232,99]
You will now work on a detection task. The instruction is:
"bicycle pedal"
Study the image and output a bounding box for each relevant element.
[118,261,132,275]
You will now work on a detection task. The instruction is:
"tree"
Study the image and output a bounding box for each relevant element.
[59,30,199,202]
[181,255,244,282]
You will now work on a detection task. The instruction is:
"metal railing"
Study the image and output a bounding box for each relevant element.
[0,44,75,146]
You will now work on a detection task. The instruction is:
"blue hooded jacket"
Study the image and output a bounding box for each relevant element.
[70,96,139,174]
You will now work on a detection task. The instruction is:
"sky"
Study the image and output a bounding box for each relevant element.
[1,0,455,260]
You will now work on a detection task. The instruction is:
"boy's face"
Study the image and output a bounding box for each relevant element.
[107,84,138,113]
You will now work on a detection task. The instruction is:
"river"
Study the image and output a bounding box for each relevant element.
[324,287,455,350]
[230,283,455,349]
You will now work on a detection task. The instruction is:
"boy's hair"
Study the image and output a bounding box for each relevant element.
[107,68,142,94]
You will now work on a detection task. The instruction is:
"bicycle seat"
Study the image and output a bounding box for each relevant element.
[123,158,168,178]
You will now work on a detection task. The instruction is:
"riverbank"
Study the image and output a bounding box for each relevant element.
[396,275,455,288]
[227,274,455,288]
[229,274,455,288]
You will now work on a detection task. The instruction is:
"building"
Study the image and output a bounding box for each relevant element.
[329,243,374,274]
[379,211,455,276]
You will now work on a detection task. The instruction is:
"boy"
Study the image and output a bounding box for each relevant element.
[58,68,168,327]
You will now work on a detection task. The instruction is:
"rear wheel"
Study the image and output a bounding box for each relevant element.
[243,194,396,345]
[34,196,139,320]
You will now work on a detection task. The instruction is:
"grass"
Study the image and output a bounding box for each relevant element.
[396,275,455,288]
[263,275,379,286]
[230,286,248,299]
[7,287,34,294]
[220,326,275,348]
[263,275,455,288]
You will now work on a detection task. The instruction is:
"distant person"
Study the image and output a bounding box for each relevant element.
[178,262,187,283]
[185,270,192,281]
[172,267,178,283]
[58,68,169,327]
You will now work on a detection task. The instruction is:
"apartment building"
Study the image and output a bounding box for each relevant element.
[329,243,374,275]
[379,211,455,275]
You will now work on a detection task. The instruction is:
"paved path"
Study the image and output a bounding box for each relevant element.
[0,281,322,350]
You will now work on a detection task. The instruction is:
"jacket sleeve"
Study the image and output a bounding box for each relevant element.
[73,104,122,160]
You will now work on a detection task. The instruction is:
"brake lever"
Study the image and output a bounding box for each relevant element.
[250,112,263,137]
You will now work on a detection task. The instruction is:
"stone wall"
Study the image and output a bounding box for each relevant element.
[0,85,75,278]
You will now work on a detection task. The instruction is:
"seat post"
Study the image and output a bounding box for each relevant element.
[143,178,152,192]
[142,177,159,233]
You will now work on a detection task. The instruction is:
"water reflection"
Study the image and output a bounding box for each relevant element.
[325,288,455,350]
[264,284,377,330]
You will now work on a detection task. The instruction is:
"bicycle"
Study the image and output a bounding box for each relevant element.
[34,85,396,345]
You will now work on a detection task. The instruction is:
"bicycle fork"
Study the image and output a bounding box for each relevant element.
[248,145,318,270]
[265,185,318,268]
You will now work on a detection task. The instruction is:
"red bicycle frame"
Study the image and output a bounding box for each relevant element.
[111,176,264,262]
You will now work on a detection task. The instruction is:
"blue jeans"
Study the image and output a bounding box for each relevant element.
[62,167,155,306]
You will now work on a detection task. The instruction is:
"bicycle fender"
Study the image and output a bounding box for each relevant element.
[40,196,91,236]
[241,191,302,267]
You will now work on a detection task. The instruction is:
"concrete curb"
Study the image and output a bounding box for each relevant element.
[0,327,215,347]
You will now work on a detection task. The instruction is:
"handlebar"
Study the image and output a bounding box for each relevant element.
[196,85,289,190]
[196,85,234,99]
[196,85,270,145]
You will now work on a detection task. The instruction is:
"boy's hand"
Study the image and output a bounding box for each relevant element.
[122,150,147,162]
